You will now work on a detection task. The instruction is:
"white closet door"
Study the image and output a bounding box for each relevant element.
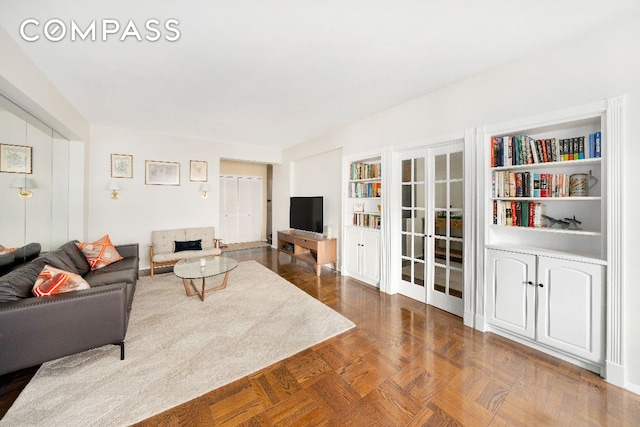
[250,178,263,241]
[220,176,263,244]
[220,176,239,243]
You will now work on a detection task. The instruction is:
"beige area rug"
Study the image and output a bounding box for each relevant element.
[221,241,271,252]
[1,261,355,427]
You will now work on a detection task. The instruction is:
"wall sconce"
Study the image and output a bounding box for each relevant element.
[108,181,120,199]
[10,176,34,199]
[199,184,209,199]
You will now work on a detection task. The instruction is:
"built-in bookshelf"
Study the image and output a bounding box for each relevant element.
[342,154,383,287]
[348,158,382,230]
[485,114,605,259]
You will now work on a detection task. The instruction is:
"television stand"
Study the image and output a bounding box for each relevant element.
[277,230,337,276]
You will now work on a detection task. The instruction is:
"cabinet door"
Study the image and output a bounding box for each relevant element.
[485,249,536,339]
[361,229,380,282]
[345,228,362,275]
[536,256,604,363]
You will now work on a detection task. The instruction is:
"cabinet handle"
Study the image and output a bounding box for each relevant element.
[538,283,544,288]
[526,281,534,286]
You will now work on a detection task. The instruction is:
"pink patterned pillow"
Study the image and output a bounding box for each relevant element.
[32,265,90,297]
[77,235,123,270]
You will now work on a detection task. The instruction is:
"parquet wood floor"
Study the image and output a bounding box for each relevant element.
[2,247,640,426]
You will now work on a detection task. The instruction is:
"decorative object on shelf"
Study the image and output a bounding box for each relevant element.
[110,154,133,178]
[0,144,32,174]
[10,176,35,199]
[190,160,207,182]
[542,214,569,229]
[145,160,180,186]
[563,216,582,230]
[199,183,209,199]
[108,181,120,199]
[569,171,597,197]
[353,201,364,212]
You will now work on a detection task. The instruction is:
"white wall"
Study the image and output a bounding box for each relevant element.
[88,125,281,269]
[290,148,343,263]
[278,14,640,391]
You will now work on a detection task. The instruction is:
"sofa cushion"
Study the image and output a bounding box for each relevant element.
[83,257,138,288]
[32,265,90,297]
[0,256,49,302]
[174,239,202,252]
[77,235,123,270]
[152,247,221,262]
[41,241,91,275]
[185,227,215,249]
[152,229,186,254]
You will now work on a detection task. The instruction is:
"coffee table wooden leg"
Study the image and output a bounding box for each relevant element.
[182,273,231,301]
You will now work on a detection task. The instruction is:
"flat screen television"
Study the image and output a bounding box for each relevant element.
[289,196,323,234]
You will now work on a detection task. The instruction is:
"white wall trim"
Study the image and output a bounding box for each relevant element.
[606,95,625,388]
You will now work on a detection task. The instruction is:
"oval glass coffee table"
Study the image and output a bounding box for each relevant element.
[173,256,238,301]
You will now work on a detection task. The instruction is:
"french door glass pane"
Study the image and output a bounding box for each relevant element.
[414,158,425,181]
[402,159,412,182]
[415,184,426,208]
[434,265,447,294]
[433,237,447,264]
[414,210,425,234]
[435,182,447,209]
[450,181,463,209]
[402,184,412,207]
[435,154,447,180]
[449,268,463,297]
[413,260,425,286]
[450,152,463,179]
[434,211,447,237]
[401,234,409,257]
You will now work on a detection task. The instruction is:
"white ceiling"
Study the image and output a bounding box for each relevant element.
[1,1,639,149]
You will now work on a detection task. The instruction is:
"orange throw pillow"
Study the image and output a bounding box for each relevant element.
[33,265,90,297]
[77,235,123,270]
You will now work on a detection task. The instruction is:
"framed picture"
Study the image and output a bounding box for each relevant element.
[111,154,133,178]
[145,160,180,186]
[0,144,32,174]
[353,201,365,212]
[190,160,208,182]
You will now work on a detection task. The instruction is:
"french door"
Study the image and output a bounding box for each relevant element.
[398,142,464,316]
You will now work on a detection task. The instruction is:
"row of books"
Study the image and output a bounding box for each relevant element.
[491,132,601,167]
[350,162,381,180]
[350,182,381,198]
[493,171,574,198]
[493,200,547,227]
[353,213,381,229]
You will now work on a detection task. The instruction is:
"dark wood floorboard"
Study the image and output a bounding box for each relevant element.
[3,247,640,426]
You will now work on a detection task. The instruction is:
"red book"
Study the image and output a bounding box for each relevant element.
[541,138,549,162]
[528,201,535,227]
[511,201,517,226]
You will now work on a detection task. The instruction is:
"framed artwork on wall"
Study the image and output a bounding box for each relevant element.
[111,154,133,178]
[145,160,180,186]
[190,160,207,182]
[0,144,32,174]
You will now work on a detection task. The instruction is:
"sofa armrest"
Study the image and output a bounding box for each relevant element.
[116,243,139,259]
[0,284,128,376]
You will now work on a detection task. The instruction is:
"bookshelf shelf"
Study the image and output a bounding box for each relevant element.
[491,196,601,202]
[491,157,601,172]
[489,224,601,236]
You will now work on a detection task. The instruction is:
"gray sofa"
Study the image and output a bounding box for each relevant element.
[0,240,139,376]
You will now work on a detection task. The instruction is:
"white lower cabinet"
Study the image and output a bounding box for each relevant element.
[485,248,604,366]
[345,227,380,286]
